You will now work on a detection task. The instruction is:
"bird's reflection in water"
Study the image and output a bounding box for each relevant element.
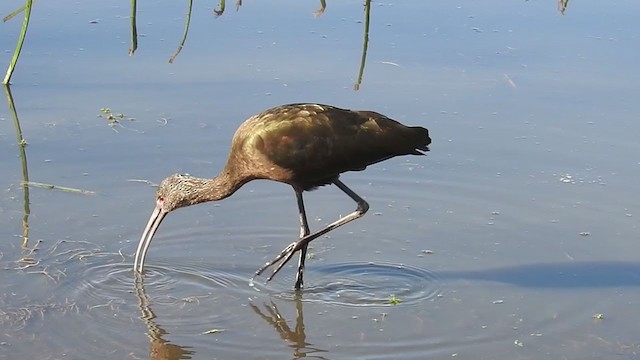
[250,292,328,360]
[134,273,195,360]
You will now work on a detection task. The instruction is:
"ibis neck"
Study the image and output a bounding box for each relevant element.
[189,170,244,205]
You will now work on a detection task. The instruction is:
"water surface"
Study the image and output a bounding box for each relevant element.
[1,0,640,359]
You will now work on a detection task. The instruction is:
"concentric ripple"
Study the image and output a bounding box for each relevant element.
[75,258,258,304]
[267,261,442,306]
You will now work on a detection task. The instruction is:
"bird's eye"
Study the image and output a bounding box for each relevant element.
[158,196,164,202]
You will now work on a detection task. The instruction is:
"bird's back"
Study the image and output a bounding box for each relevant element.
[229,104,431,190]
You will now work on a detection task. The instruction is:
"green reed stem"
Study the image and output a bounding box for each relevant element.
[4,0,33,84]
[169,0,193,63]
[214,0,226,16]
[4,84,30,246]
[353,0,371,91]
[129,0,138,55]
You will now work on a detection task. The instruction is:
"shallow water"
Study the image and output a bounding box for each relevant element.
[1,0,640,359]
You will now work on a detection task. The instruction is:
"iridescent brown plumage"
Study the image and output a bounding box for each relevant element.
[134,103,431,289]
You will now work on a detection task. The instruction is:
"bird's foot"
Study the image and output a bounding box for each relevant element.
[252,241,299,284]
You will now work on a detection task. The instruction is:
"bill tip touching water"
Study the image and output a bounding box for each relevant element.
[133,103,431,289]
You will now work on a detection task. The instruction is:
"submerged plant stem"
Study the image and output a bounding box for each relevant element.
[24,181,95,195]
[4,84,30,246]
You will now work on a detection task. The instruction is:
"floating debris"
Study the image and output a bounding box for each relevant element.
[514,339,524,347]
[504,74,517,89]
[389,294,401,305]
[127,179,159,187]
[379,61,400,67]
[98,107,136,131]
[559,174,575,184]
[23,181,95,195]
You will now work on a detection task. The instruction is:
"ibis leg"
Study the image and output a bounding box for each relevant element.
[253,179,369,285]
[295,189,311,290]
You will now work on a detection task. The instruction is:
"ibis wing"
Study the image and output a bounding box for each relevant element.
[252,105,430,188]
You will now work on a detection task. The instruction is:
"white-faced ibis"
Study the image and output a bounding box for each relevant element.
[134,103,431,289]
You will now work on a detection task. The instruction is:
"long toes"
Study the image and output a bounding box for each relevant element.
[253,242,298,281]
[266,249,296,283]
[254,261,273,278]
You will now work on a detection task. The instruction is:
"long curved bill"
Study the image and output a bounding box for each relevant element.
[134,200,167,273]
